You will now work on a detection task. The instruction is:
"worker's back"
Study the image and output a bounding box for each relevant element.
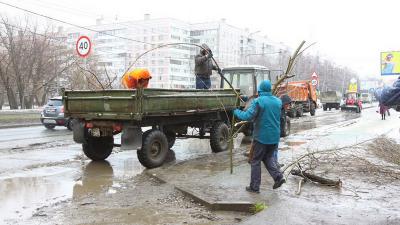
[252,81,282,144]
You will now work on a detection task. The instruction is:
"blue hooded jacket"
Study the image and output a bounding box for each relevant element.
[234,80,282,144]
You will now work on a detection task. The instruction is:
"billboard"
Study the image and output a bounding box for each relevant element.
[381,51,400,75]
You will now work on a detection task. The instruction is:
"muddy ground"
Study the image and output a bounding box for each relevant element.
[2,105,400,225]
[30,169,247,225]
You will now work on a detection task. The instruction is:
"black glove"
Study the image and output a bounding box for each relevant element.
[217,67,222,74]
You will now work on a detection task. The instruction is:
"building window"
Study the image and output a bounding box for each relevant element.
[190,30,204,36]
[171,35,180,40]
[170,59,182,65]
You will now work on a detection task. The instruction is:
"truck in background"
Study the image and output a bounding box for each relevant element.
[277,80,317,118]
[341,91,363,113]
[360,93,373,104]
[320,91,342,111]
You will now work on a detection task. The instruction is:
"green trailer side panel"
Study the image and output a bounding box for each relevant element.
[63,88,240,121]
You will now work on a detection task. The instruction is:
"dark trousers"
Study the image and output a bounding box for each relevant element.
[250,141,282,191]
[196,76,211,89]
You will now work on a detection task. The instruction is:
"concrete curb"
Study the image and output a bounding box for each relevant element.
[0,123,42,129]
[145,170,253,212]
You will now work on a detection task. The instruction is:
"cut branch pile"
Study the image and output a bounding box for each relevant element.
[367,136,400,165]
[284,136,400,195]
[282,137,379,194]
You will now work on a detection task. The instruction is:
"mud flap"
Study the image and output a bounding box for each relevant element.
[121,126,142,150]
[72,119,86,144]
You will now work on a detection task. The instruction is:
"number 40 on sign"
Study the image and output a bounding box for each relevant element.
[76,36,92,58]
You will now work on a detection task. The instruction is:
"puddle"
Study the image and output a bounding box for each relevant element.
[0,168,76,222]
[0,151,147,223]
[73,161,114,200]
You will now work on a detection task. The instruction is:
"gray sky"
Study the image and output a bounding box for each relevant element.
[2,0,400,79]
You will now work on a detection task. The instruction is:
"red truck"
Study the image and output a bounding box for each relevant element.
[277,80,317,117]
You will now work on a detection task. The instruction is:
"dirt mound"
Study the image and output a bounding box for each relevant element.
[368,137,400,165]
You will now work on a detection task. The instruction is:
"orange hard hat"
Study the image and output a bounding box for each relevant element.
[122,68,152,89]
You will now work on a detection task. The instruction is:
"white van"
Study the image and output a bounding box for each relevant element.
[360,93,372,104]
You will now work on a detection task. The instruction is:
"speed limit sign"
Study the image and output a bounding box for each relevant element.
[76,36,91,58]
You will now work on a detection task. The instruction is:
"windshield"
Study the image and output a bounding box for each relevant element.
[347,93,357,99]
[223,71,254,96]
[47,99,63,106]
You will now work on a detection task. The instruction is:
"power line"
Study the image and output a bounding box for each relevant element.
[0,21,118,56]
[24,0,174,37]
[0,0,152,45]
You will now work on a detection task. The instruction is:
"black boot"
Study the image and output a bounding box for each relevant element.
[273,178,286,189]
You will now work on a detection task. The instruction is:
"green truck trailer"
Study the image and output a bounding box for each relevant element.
[64,88,239,168]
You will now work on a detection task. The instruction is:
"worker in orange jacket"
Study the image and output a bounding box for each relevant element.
[122,69,152,89]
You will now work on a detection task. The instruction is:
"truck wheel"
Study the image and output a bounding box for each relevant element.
[137,130,168,168]
[165,130,176,149]
[44,125,55,129]
[210,122,229,153]
[310,103,316,116]
[83,136,113,161]
[296,108,303,117]
[280,116,291,137]
[287,108,296,118]
[323,105,327,111]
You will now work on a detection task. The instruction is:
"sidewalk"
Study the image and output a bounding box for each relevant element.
[147,108,400,225]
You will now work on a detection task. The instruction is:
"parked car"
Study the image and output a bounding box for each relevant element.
[40,97,72,130]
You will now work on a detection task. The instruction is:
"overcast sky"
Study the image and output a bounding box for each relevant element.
[1,0,400,80]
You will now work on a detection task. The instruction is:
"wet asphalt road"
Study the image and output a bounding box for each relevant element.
[0,106,378,223]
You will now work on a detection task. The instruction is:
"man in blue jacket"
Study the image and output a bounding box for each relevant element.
[234,80,285,193]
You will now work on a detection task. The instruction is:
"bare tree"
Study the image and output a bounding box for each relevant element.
[0,16,77,108]
[248,45,359,93]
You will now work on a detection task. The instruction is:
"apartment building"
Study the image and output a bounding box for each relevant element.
[65,15,282,89]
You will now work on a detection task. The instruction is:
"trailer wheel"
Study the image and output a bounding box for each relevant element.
[165,130,176,149]
[83,136,113,161]
[210,122,229,153]
[137,130,168,168]
[323,105,327,111]
[310,103,316,116]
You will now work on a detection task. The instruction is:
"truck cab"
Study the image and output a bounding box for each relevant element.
[220,65,272,97]
[220,65,290,137]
